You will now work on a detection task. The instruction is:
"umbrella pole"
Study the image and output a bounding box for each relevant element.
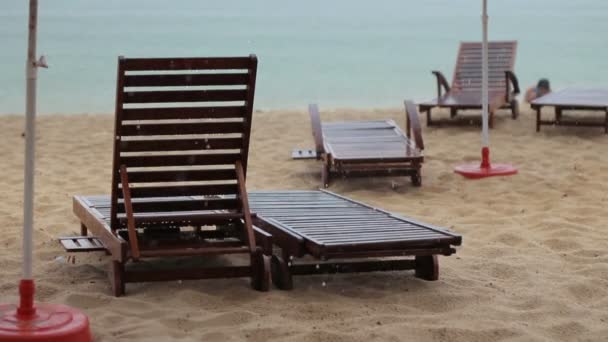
[453,0,517,179]
[18,0,39,317]
[481,0,490,167]
[0,2,93,341]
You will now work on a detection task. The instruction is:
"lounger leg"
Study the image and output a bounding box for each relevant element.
[536,108,541,132]
[426,108,433,127]
[250,248,270,292]
[271,251,293,290]
[110,261,126,297]
[555,108,562,124]
[510,99,519,119]
[414,255,438,281]
[450,108,457,118]
[80,223,88,236]
[411,168,422,187]
[321,162,330,188]
[489,112,495,129]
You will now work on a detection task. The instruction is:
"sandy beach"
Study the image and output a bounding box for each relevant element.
[0,106,607,341]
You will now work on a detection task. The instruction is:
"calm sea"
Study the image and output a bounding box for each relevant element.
[1,0,607,114]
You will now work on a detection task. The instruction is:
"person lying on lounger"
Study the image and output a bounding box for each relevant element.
[525,78,551,102]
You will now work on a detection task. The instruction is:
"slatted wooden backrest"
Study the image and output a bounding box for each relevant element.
[452,41,517,92]
[109,55,258,231]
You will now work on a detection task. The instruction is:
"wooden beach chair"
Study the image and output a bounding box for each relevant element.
[61,55,272,296]
[309,101,424,187]
[419,41,520,128]
[249,190,462,289]
[530,87,608,133]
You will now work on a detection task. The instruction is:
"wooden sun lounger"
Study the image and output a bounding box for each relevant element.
[419,41,520,128]
[309,101,424,188]
[61,55,272,296]
[530,87,608,133]
[248,190,462,290]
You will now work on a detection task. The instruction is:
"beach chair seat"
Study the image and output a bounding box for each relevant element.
[248,190,462,289]
[419,41,520,128]
[61,55,271,296]
[309,101,424,187]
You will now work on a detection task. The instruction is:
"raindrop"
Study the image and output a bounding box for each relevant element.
[322,281,326,287]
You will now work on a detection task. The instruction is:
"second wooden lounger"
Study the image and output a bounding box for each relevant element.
[309,101,424,187]
[419,41,520,128]
[249,190,462,290]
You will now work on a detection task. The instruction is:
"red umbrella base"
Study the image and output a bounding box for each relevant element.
[454,147,517,179]
[0,280,92,342]
[454,163,518,179]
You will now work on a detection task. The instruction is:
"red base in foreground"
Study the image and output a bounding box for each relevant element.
[454,147,517,179]
[0,280,92,342]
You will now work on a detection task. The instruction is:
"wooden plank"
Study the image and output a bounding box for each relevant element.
[120,137,243,152]
[116,198,239,213]
[118,184,239,198]
[122,56,254,71]
[138,246,249,257]
[122,106,246,120]
[124,169,237,182]
[119,153,240,167]
[124,73,249,87]
[289,259,416,275]
[120,121,244,136]
[122,89,247,104]
[59,236,107,252]
[123,265,252,283]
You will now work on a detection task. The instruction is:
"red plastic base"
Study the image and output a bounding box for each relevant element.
[0,280,92,342]
[454,147,517,179]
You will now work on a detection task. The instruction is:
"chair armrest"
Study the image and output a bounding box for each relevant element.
[505,70,520,96]
[119,165,141,261]
[308,103,324,159]
[404,100,424,151]
[253,226,272,256]
[432,70,450,98]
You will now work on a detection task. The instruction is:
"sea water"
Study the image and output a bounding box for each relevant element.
[1,0,607,114]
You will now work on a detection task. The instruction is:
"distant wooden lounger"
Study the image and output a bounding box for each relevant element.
[309,101,424,188]
[61,55,272,296]
[419,41,520,128]
[530,87,608,134]
[249,190,462,289]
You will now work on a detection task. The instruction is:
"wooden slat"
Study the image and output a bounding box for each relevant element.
[116,198,239,213]
[122,106,246,120]
[123,89,247,104]
[124,73,249,87]
[124,169,237,182]
[120,212,243,225]
[120,122,244,136]
[119,184,238,198]
[120,137,243,152]
[122,57,254,71]
[59,236,107,252]
[119,153,240,167]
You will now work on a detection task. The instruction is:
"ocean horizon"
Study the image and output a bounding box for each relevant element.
[1,0,607,115]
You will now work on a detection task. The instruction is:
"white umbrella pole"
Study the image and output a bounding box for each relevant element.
[23,0,39,280]
[481,0,489,148]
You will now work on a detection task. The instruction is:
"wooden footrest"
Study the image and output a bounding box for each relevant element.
[59,236,107,252]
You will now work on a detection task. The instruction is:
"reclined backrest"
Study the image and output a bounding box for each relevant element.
[109,55,258,231]
[452,41,517,92]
